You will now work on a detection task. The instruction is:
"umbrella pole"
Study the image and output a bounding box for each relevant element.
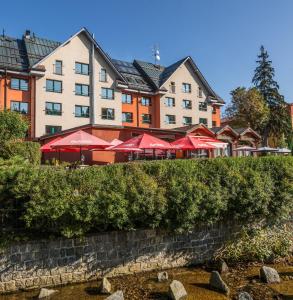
[80,146,82,163]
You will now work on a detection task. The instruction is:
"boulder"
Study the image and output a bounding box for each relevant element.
[101,277,112,294]
[169,280,188,300]
[105,290,124,300]
[217,260,229,274]
[38,288,58,298]
[157,271,168,282]
[238,291,253,300]
[209,271,230,295]
[260,266,280,283]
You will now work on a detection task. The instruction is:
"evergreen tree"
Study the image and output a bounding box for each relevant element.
[252,46,292,145]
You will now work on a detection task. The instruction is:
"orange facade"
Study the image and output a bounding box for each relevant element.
[0,74,35,138]
[212,105,221,127]
[121,92,161,128]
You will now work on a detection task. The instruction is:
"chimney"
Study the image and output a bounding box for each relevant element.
[24,30,31,39]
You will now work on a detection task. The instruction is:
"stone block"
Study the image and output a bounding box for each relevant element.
[38,288,58,299]
[105,290,124,300]
[169,280,187,300]
[260,266,280,283]
[209,271,230,295]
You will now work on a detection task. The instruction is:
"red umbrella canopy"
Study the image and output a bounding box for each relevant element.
[171,136,216,150]
[41,137,81,153]
[111,133,171,151]
[50,130,110,150]
[105,138,124,150]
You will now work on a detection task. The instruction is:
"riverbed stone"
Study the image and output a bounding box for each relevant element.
[101,277,112,294]
[217,260,229,274]
[169,280,188,300]
[38,288,58,298]
[157,271,168,282]
[238,291,253,300]
[105,290,124,300]
[260,266,280,283]
[209,271,230,295]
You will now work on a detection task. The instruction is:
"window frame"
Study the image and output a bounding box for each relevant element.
[165,97,175,107]
[45,125,62,135]
[101,88,114,100]
[99,68,107,82]
[182,83,191,93]
[182,99,192,109]
[122,93,132,104]
[10,101,29,114]
[54,60,63,75]
[183,116,192,125]
[46,79,62,93]
[75,105,90,118]
[141,97,151,106]
[199,101,208,111]
[45,102,62,116]
[122,112,133,123]
[75,62,89,75]
[165,114,176,125]
[199,118,208,126]
[75,83,90,96]
[10,78,29,91]
[198,87,203,98]
[142,113,152,124]
[170,81,176,93]
[101,108,115,120]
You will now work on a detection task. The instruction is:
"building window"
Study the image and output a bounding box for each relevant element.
[182,99,192,109]
[182,83,191,93]
[122,112,133,123]
[165,97,175,107]
[170,81,176,93]
[75,105,89,118]
[99,68,107,82]
[46,79,62,93]
[212,106,217,114]
[212,121,217,127]
[10,101,28,114]
[54,60,63,75]
[75,62,89,75]
[101,88,114,100]
[122,93,132,104]
[199,101,208,111]
[141,97,151,106]
[199,118,208,126]
[75,84,89,96]
[198,87,203,98]
[45,102,62,116]
[45,125,62,135]
[11,78,29,91]
[183,116,192,125]
[165,114,176,124]
[101,108,115,120]
[142,114,152,124]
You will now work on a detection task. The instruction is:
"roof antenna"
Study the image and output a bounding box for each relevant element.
[152,44,160,65]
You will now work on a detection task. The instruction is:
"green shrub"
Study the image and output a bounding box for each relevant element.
[0,156,292,238]
[215,225,293,263]
[0,141,40,165]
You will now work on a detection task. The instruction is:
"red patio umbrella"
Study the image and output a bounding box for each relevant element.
[171,136,216,150]
[192,136,228,149]
[111,133,171,151]
[50,130,110,162]
[41,137,80,153]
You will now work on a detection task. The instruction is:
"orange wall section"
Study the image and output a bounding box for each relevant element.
[121,92,159,128]
[0,74,35,139]
[212,105,221,127]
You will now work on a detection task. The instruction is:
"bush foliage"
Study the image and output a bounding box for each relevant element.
[0,156,292,238]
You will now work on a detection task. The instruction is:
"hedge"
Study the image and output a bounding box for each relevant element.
[0,156,292,238]
[0,140,41,165]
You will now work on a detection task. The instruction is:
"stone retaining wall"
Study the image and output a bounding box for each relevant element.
[0,223,236,293]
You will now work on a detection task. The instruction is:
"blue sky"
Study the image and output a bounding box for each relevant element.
[2,0,293,106]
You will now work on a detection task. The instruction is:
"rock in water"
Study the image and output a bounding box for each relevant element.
[209,271,230,295]
[105,290,124,300]
[169,280,188,300]
[38,288,58,298]
[238,291,253,300]
[101,277,112,294]
[260,266,280,283]
[157,271,168,282]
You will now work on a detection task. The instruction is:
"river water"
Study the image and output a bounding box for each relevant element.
[1,264,293,300]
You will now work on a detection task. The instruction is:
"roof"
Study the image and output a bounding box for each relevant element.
[0,28,223,104]
[0,33,59,72]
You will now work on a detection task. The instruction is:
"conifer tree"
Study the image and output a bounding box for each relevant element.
[252,46,292,145]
